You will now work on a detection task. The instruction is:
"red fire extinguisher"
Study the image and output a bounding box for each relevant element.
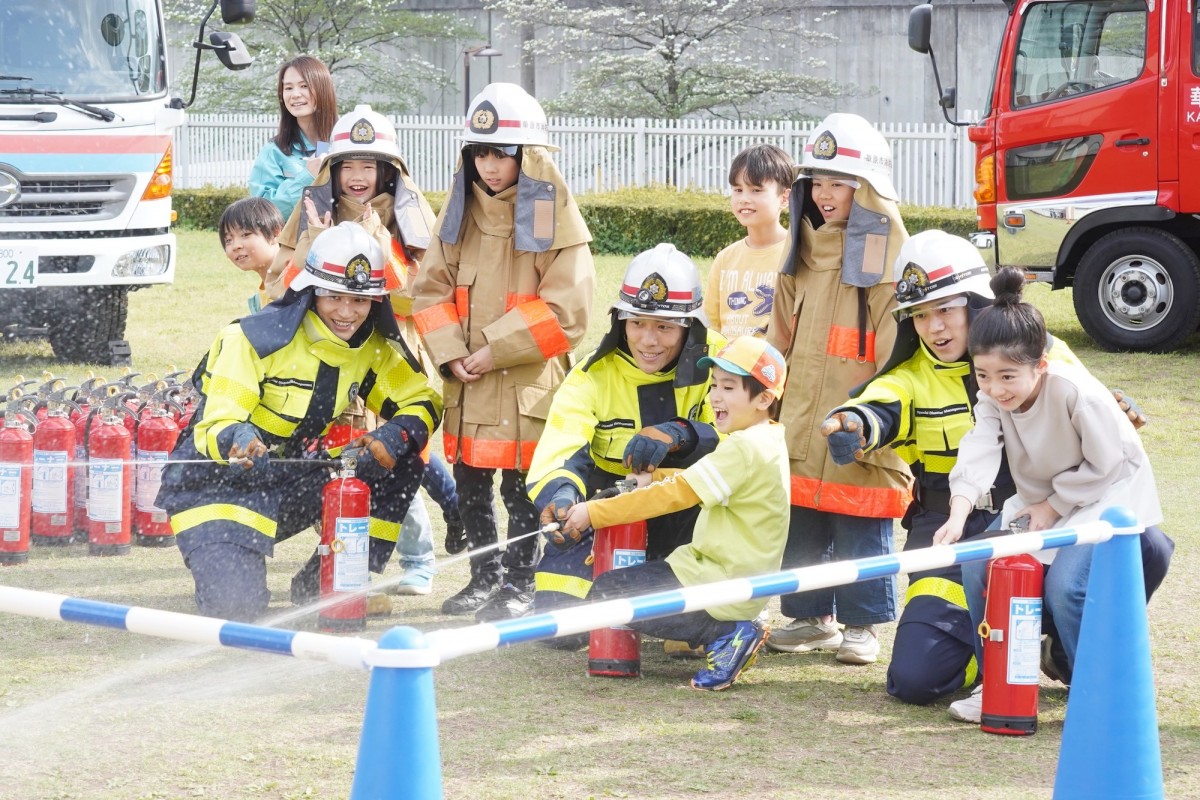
[318,462,371,632]
[134,388,181,547]
[30,387,81,546]
[0,404,37,565]
[71,376,107,544]
[978,553,1044,735]
[87,398,134,556]
[588,479,647,678]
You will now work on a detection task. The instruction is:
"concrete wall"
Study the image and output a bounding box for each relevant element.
[405,0,1008,123]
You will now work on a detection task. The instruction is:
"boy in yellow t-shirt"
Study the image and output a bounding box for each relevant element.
[702,144,793,338]
[558,337,791,691]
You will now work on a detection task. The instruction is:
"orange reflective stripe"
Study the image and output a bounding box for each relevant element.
[413,303,459,336]
[279,259,301,291]
[516,298,571,359]
[506,292,537,311]
[827,324,876,362]
[789,475,911,518]
[455,287,470,318]
[443,433,537,470]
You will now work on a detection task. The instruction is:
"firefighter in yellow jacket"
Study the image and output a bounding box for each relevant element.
[527,244,723,648]
[413,83,596,622]
[765,113,913,665]
[158,222,442,622]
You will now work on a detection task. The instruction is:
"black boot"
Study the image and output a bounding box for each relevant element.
[441,578,499,616]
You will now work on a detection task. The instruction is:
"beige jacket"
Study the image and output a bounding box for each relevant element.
[413,147,594,470]
[769,185,913,518]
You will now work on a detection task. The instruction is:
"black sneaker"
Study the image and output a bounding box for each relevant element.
[290,551,321,606]
[444,510,468,555]
[441,579,499,616]
[474,583,533,622]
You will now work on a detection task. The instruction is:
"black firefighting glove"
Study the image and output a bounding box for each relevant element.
[1112,389,1147,430]
[822,410,867,466]
[623,419,697,473]
[227,423,269,473]
[347,419,414,483]
[539,484,584,550]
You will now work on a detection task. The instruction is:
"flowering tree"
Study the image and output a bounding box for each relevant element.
[488,0,841,119]
[168,0,472,113]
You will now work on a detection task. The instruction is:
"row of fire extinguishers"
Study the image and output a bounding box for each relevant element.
[0,370,199,564]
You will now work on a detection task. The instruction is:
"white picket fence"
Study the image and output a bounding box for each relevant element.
[173,114,979,208]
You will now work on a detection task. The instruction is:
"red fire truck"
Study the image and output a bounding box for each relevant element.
[909,0,1200,352]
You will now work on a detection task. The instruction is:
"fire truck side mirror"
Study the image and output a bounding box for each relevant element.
[209,31,254,71]
[939,87,957,110]
[908,4,932,55]
[219,0,257,26]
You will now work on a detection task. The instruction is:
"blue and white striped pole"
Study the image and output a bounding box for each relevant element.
[425,517,1126,661]
[0,586,378,669]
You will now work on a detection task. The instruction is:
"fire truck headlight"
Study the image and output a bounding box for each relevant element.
[113,245,171,277]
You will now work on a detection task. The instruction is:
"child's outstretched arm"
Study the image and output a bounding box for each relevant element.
[562,473,702,540]
[932,496,974,545]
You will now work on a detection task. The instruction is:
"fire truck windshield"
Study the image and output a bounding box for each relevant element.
[0,0,166,102]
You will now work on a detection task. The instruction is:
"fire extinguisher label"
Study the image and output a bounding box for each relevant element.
[88,458,124,523]
[1006,597,1042,685]
[0,462,21,529]
[612,548,646,569]
[135,449,168,512]
[32,450,69,513]
[333,516,370,593]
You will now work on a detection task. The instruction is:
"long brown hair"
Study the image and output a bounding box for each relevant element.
[272,55,338,156]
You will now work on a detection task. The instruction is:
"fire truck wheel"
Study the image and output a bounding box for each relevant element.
[1073,228,1200,353]
[46,286,130,365]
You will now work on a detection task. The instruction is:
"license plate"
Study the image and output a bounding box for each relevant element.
[1,247,36,287]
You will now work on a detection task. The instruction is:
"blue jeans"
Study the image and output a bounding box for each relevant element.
[397,494,436,573]
[779,506,897,626]
[422,453,458,517]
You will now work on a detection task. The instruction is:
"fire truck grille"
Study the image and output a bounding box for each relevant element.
[0,175,136,221]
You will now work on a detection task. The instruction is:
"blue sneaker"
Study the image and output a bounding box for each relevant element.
[690,620,769,691]
[392,565,435,596]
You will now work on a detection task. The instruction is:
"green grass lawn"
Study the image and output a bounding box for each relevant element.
[0,230,1197,799]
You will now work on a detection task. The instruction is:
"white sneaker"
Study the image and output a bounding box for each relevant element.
[948,685,983,723]
[765,617,843,653]
[835,624,879,665]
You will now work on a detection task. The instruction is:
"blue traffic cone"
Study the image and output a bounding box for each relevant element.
[350,626,443,800]
[1053,506,1163,800]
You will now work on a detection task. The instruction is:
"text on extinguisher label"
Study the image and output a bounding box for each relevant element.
[88,458,125,523]
[612,548,646,569]
[135,450,169,513]
[0,463,23,529]
[1006,596,1043,686]
[32,450,69,514]
[333,516,370,593]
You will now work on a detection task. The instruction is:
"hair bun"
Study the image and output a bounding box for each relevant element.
[989,267,1026,306]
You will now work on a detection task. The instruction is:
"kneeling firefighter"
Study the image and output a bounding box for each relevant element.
[158,222,442,622]
[525,243,725,644]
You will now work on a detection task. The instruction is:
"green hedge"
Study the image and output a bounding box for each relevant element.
[175,185,977,257]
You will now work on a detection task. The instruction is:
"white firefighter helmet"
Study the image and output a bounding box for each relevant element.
[462,82,551,148]
[289,222,388,297]
[892,230,993,320]
[800,112,898,201]
[328,104,402,163]
[613,243,708,325]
